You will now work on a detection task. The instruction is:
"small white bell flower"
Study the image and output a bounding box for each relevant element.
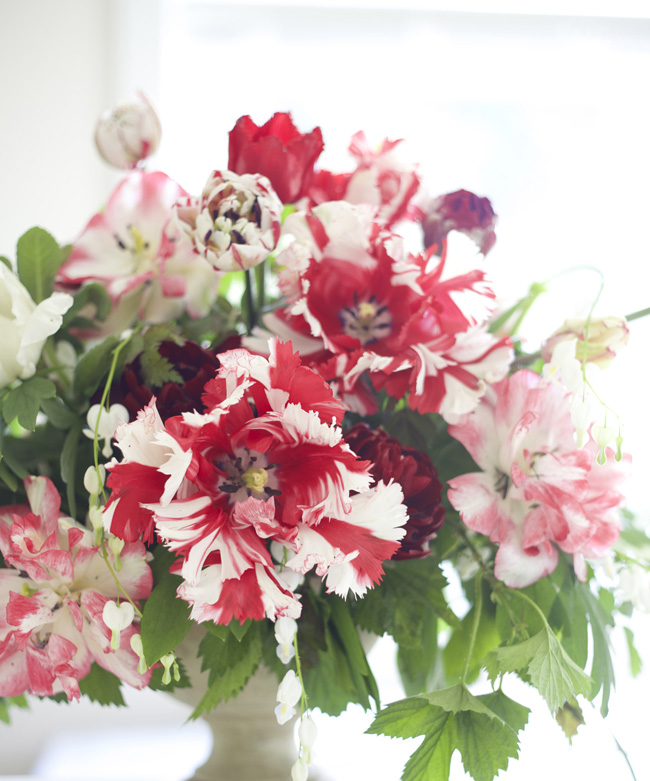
[275,669,302,725]
[291,757,309,781]
[274,616,297,664]
[83,403,129,458]
[102,600,135,651]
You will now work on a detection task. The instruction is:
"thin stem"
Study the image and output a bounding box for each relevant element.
[244,269,256,333]
[461,571,483,684]
[625,306,650,323]
[99,540,143,618]
[293,632,309,716]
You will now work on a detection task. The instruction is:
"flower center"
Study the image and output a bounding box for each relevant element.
[216,450,279,502]
[494,470,509,499]
[340,295,392,345]
[241,466,269,495]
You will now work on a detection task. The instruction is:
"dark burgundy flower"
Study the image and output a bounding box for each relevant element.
[228,113,324,204]
[421,189,497,255]
[344,423,445,560]
[112,336,241,421]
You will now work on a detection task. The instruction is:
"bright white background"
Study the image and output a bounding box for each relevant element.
[1,1,649,779]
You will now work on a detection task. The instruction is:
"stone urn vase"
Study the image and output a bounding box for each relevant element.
[170,629,297,781]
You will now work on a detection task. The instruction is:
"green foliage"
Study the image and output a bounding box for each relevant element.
[141,570,193,666]
[624,627,643,677]
[73,335,120,400]
[78,664,126,706]
[483,625,591,713]
[192,621,263,717]
[138,325,183,388]
[0,695,28,725]
[2,377,56,430]
[353,558,457,649]
[0,256,12,269]
[577,583,616,714]
[61,283,112,330]
[555,697,585,742]
[16,227,62,303]
[299,591,379,716]
[60,424,83,518]
[368,684,529,781]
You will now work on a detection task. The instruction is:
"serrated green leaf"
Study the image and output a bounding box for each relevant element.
[354,558,456,650]
[141,572,192,666]
[78,663,126,706]
[3,377,56,430]
[478,690,530,734]
[370,685,525,781]
[73,336,119,400]
[203,618,253,643]
[140,349,183,388]
[193,622,263,716]
[484,627,591,713]
[16,227,62,303]
[398,612,439,696]
[300,592,378,716]
[147,658,192,691]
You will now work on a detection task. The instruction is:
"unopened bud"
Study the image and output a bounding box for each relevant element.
[95,93,162,170]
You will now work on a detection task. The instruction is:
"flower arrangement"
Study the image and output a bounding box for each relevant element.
[0,95,647,781]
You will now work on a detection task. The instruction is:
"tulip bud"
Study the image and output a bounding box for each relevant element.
[542,316,629,369]
[95,93,162,170]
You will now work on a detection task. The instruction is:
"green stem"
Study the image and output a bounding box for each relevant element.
[293,632,309,716]
[99,539,143,618]
[244,269,256,333]
[461,571,483,684]
[93,326,142,503]
[625,306,650,323]
[255,261,265,313]
[44,340,72,393]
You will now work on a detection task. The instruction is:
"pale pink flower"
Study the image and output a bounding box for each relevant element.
[447,370,629,587]
[0,477,152,700]
[57,171,220,333]
[542,315,630,370]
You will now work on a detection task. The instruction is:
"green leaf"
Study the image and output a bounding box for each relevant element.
[139,349,183,388]
[78,663,126,706]
[483,627,591,713]
[354,558,456,649]
[3,377,56,430]
[444,590,499,684]
[73,336,119,400]
[60,424,83,519]
[0,460,18,492]
[193,622,263,716]
[576,583,616,714]
[398,612,439,696]
[624,627,643,677]
[555,697,585,742]
[0,256,12,269]
[16,227,61,302]
[61,282,112,329]
[39,397,80,430]
[299,592,378,716]
[369,685,526,781]
[0,695,29,724]
[141,571,193,666]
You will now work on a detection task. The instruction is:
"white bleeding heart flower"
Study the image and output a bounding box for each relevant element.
[0,263,72,389]
[275,669,303,725]
[83,403,130,458]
